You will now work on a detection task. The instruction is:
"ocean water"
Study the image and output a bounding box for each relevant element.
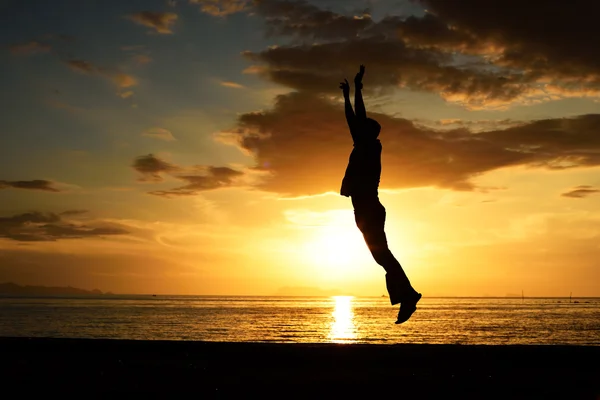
[0,295,599,345]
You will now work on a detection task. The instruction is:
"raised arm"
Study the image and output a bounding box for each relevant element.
[340,78,357,141]
[354,65,366,120]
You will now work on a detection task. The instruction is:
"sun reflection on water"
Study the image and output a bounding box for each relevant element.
[328,296,358,343]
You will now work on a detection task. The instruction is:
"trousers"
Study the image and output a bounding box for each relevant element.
[353,197,413,305]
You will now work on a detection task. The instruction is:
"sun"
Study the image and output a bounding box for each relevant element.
[301,216,371,279]
[288,208,416,286]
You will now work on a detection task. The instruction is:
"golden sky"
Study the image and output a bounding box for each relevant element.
[1,0,600,296]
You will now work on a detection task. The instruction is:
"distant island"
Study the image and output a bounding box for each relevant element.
[0,282,112,296]
[273,286,354,297]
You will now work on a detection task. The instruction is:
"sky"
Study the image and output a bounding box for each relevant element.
[1,0,600,297]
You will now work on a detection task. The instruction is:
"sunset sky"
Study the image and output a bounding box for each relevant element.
[1,0,600,297]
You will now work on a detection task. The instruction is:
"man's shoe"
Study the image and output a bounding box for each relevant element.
[395,292,422,324]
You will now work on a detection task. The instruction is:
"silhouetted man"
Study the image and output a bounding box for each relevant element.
[339,65,421,324]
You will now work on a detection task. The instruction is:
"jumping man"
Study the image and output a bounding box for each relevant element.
[339,65,422,324]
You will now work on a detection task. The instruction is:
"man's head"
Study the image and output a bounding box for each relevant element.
[362,118,381,140]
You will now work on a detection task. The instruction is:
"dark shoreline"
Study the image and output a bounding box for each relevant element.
[2,337,598,398]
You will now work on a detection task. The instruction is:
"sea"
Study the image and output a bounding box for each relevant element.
[0,295,599,345]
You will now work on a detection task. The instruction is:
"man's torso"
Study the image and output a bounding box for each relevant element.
[340,139,382,198]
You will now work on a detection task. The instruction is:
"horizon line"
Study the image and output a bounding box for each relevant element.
[3,294,599,299]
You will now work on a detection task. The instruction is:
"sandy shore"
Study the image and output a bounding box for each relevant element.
[1,338,598,398]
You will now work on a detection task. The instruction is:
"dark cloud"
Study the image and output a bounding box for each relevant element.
[126,11,178,34]
[243,39,531,108]
[419,0,600,77]
[219,92,600,196]
[59,209,89,216]
[149,167,244,197]
[132,155,245,196]
[240,1,535,108]
[238,0,600,108]
[0,212,128,242]
[66,59,95,74]
[255,0,372,40]
[132,154,179,182]
[401,1,600,97]
[561,186,600,199]
[0,180,60,192]
[123,1,600,198]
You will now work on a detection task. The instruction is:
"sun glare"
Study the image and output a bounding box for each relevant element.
[302,224,368,277]
[291,208,419,287]
[328,296,357,343]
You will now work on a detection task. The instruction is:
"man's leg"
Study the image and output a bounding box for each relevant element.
[355,205,415,305]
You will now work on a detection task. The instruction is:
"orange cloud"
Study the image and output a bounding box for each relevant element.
[142,128,177,141]
[189,0,248,16]
[216,92,600,196]
[119,91,134,99]
[242,65,265,74]
[112,73,137,88]
[64,59,138,95]
[127,12,178,34]
[220,81,245,89]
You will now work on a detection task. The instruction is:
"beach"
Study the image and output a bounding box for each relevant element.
[1,338,598,399]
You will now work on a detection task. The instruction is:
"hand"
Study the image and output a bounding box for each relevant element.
[339,78,350,97]
[354,64,365,88]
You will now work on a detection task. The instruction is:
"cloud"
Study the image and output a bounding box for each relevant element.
[418,0,600,74]
[232,0,600,109]
[9,41,51,55]
[133,54,152,65]
[120,46,152,66]
[132,154,179,182]
[149,167,245,197]
[0,212,128,242]
[66,59,95,74]
[254,0,373,40]
[131,155,252,196]
[244,41,536,109]
[111,73,137,88]
[60,210,89,216]
[403,1,600,101]
[217,92,600,196]
[64,59,138,94]
[189,0,249,16]
[127,12,178,34]
[0,180,60,192]
[240,14,533,108]
[426,118,523,132]
[119,91,134,99]
[141,127,177,141]
[242,65,265,74]
[220,81,245,89]
[561,186,600,199]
